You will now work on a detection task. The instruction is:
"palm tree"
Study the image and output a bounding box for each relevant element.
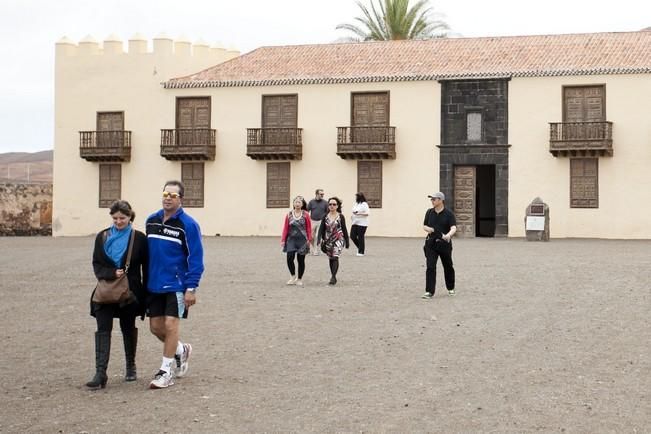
[336,0,449,41]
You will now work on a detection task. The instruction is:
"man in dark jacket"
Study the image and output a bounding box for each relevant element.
[422,192,457,299]
[307,188,328,255]
[146,180,204,389]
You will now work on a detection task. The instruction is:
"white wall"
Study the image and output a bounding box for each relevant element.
[509,74,651,238]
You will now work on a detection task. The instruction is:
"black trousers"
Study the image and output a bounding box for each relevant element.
[95,305,136,333]
[350,225,367,254]
[424,242,455,294]
[286,252,306,278]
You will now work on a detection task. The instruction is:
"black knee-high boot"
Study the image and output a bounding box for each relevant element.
[122,327,137,381]
[86,331,111,389]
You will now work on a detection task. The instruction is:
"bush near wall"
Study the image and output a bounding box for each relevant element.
[0,183,52,236]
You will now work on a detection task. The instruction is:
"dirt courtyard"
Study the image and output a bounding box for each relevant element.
[0,236,649,433]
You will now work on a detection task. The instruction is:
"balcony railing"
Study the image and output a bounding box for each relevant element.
[246,128,302,160]
[336,126,396,159]
[79,131,131,162]
[549,122,613,157]
[160,129,216,161]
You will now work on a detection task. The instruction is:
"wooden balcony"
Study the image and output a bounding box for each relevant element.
[160,129,216,161]
[79,131,131,162]
[336,126,396,159]
[246,128,302,160]
[549,122,613,157]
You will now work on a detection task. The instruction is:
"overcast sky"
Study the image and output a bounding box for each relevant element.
[1,0,649,153]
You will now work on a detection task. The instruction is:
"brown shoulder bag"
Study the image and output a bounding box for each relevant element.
[92,229,135,304]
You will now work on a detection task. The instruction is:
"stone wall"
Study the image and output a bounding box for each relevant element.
[439,79,510,236]
[0,183,52,235]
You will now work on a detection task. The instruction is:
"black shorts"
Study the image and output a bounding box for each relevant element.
[146,292,189,319]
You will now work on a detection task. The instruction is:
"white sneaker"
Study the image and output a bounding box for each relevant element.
[295,279,303,286]
[149,370,174,389]
[287,277,297,285]
[175,343,192,378]
[356,253,365,257]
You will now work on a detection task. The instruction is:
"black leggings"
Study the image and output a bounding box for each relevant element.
[95,306,136,334]
[350,225,367,254]
[329,257,339,277]
[286,252,306,278]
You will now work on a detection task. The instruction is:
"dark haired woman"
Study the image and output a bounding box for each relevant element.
[281,196,312,286]
[318,197,350,285]
[86,200,148,389]
[350,192,370,256]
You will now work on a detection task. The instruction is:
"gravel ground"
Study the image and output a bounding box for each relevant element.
[0,236,649,433]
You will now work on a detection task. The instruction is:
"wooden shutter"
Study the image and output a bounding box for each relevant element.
[357,161,382,208]
[176,97,211,146]
[570,159,598,208]
[563,86,605,122]
[352,92,389,126]
[262,95,297,128]
[182,163,204,208]
[352,92,389,143]
[267,162,290,208]
[99,164,121,208]
[176,98,210,128]
[96,112,124,147]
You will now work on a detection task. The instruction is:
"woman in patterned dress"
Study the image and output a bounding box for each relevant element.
[318,196,350,285]
[281,196,312,286]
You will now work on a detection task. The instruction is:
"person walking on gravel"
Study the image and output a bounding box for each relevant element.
[422,192,457,299]
[145,180,204,389]
[307,189,328,255]
[281,195,312,286]
[86,200,148,390]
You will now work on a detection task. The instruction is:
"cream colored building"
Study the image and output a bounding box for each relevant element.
[54,31,651,238]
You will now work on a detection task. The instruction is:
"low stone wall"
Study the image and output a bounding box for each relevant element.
[0,183,52,236]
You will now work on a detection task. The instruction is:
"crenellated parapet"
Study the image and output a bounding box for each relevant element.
[55,33,240,59]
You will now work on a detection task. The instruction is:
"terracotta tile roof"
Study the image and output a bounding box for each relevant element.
[164,31,651,88]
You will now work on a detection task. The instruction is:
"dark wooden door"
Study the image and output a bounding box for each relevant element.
[454,166,476,238]
[262,95,297,145]
[176,97,210,145]
[563,86,605,123]
[96,112,124,147]
[352,92,389,142]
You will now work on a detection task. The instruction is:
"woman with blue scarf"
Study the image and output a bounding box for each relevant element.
[86,200,148,389]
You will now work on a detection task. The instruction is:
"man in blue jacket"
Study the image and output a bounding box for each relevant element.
[146,180,204,389]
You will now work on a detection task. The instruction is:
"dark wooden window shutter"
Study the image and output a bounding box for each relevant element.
[570,158,598,208]
[99,164,121,208]
[357,161,382,208]
[96,112,124,147]
[262,95,298,128]
[563,86,605,122]
[267,162,290,208]
[182,163,205,208]
[352,92,389,126]
[351,92,390,144]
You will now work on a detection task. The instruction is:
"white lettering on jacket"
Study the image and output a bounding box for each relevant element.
[163,228,180,237]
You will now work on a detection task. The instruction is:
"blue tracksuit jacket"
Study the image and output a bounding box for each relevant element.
[145,208,204,293]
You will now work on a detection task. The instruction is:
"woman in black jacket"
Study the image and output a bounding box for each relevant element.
[318,196,350,285]
[86,200,148,389]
